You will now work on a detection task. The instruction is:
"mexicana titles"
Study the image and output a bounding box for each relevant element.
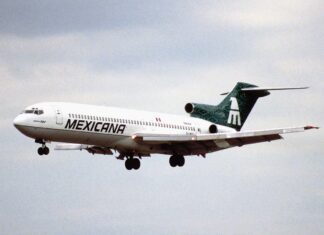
[65,119,126,134]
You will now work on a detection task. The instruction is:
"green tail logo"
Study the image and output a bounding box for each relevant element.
[227,97,241,126]
[185,82,270,131]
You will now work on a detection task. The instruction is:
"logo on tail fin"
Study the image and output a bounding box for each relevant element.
[227,97,241,126]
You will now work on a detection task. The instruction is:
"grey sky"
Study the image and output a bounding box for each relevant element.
[0,0,323,234]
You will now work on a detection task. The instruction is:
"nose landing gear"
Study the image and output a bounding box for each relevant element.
[35,139,50,156]
[38,146,50,155]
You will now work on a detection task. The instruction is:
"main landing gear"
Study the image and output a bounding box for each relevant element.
[35,139,50,156]
[169,155,185,167]
[125,158,141,170]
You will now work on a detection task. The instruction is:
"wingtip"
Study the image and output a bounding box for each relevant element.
[304,125,319,130]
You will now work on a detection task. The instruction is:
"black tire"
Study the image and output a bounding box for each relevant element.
[169,155,177,167]
[43,147,50,155]
[133,158,141,170]
[178,155,185,167]
[125,159,133,170]
[37,147,44,156]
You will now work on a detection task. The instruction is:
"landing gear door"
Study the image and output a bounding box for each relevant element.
[56,109,63,125]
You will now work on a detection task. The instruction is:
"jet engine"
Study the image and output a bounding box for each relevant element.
[185,103,218,133]
[209,124,218,133]
[184,103,213,115]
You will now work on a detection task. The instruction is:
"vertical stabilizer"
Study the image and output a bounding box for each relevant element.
[187,82,270,131]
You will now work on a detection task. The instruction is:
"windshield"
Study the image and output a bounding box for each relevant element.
[22,108,44,115]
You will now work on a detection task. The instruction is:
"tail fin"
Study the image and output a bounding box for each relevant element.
[215,82,269,130]
[186,82,269,131]
[186,82,308,131]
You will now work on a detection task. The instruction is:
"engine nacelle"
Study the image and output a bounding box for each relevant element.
[209,124,218,133]
[184,103,195,114]
[185,103,219,133]
[184,102,213,115]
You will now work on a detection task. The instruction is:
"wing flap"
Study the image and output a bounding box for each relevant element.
[134,126,317,143]
[226,134,282,146]
[132,126,317,156]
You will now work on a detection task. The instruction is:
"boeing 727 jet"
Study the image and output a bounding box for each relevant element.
[13,82,318,170]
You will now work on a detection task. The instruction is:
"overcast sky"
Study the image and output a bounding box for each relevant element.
[0,1,323,234]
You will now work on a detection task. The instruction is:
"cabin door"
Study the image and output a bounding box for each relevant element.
[56,109,63,125]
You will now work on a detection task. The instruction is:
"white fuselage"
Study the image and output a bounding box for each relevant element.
[13,102,235,156]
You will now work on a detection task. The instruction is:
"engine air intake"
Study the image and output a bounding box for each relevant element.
[209,124,218,133]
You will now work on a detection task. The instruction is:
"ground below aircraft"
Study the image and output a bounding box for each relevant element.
[14,82,318,170]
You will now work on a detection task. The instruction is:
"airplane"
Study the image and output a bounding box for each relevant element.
[13,82,318,170]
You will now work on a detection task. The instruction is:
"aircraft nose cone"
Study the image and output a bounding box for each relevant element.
[13,115,23,128]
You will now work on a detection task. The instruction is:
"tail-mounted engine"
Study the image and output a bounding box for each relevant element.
[209,124,218,133]
[185,103,218,133]
[185,103,215,115]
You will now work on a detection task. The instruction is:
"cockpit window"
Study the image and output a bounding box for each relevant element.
[23,108,44,115]
[35,110,44,115]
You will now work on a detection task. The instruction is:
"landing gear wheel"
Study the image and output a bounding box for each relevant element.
[125,158,141,170]
[43,147,50,155]
[169,155,185,167]
[169,155,177,167]
[178,155,185,167]
[133,158,141,170]
[38,146,49,156]
[38,147,44,155]
[125,159,133,170]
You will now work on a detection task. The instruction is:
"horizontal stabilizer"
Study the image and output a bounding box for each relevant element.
[241,86,309,92]
[221,86,308,95]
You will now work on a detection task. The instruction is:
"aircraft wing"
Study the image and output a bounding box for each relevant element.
[55,143,114,155]
[132,125,318,155]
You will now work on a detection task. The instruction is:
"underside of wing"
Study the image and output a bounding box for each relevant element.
[132,126,318,156]
[55,143,114,155]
